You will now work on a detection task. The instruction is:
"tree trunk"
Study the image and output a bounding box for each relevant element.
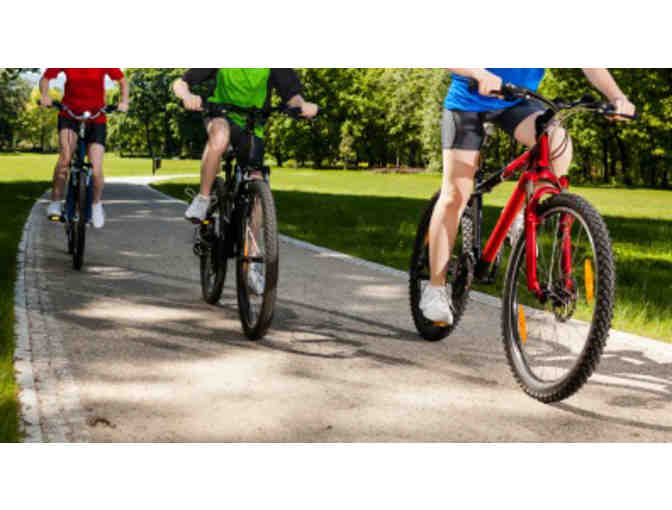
[617,136,632,186]
[145,120,154,158]
[602,138,610,184]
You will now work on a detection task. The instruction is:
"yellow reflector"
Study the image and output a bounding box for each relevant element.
[518,305,527,344]
[202,220,210,225]
[433,322,447,327]
[585,259,594,303]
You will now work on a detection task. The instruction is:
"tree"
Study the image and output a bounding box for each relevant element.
[0,68,37,150]
[17,87,62,152]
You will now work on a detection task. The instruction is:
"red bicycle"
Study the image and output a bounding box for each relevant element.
[410,83,635,403]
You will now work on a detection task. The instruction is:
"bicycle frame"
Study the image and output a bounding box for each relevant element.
[64,125,93,223]
[472,132,570,301]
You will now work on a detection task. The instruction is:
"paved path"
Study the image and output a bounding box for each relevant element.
[16,181,672,441]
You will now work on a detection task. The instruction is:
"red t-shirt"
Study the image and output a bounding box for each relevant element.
[43,68,124,124]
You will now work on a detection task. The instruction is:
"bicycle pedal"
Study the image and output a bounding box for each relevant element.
[48,214,63,222]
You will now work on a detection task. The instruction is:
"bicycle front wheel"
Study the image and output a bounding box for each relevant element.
[236,180,279,340]
[501,193,615,403]
[72,177,87,270]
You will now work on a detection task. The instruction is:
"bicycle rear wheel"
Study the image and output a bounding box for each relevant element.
[409,192,474,341]
[501,193,615,403]
[236,179,278,340]
[72,177,87,270]
[200,178,228,304]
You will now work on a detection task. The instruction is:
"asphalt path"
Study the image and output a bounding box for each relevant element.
[19,180,672,441]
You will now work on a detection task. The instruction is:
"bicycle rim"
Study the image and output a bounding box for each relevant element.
[503,194,614,401]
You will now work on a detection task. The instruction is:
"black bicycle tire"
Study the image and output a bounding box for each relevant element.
[72,176,87,270]
[201,178,229,304]
[409,192,474,341]
[235,180,279,340]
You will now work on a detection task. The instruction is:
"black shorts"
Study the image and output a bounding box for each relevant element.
[442,100,545,151]
[58,116,107,147]
[204,116,265,169]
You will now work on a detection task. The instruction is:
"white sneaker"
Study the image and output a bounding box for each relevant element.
[508,211,524,247]
[419,285,454,325]
[91,202,105,229]
[185,194,210,223]
[247,263,265,295]
[46,201,62,220]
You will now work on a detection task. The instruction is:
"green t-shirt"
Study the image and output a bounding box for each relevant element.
[182,68,303,138]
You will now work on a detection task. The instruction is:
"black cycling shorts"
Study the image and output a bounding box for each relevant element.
[57,116,107,147]
[204,116,265,169]
[442,100,545,151]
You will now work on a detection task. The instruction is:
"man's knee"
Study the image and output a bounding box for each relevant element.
[438,182,465,210]
[56,153,72,171]
[208,132,230,154]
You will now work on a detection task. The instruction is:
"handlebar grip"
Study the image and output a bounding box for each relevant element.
[466,78,519,99]
[283,106,303,119]
[42,100,62,110]
[104,105,118,114]
[602,103,639,120]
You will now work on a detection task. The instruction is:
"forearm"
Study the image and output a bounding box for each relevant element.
[581,69,626,102]
[119,77,130,104]
[39,77,50,98]
[446,68,490,80]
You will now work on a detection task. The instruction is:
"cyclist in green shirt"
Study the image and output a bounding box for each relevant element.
[173,68,318,222]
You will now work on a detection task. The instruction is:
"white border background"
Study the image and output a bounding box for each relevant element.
[2,1,671,507]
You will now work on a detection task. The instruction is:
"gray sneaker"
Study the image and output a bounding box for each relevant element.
[419,285,454,325]
[47,201,62,221]
[185,194,210,223]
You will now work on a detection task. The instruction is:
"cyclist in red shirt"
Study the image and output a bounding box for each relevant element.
[40,68,130,228]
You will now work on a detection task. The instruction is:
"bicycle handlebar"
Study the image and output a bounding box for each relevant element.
[467,78,638,120]
[42,101,119,120]
[199,99,320,121]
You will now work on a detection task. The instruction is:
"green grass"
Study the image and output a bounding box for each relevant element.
[0,152,199,182]
[153,166,672,342]
[0,180,52,442]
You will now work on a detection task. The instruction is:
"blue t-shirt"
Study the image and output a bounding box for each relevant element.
[444,68,545,112]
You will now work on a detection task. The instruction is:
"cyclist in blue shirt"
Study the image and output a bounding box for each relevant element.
[420,68,635,324]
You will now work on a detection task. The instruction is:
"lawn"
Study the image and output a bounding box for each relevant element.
[0,152,199,182]
[153,166,672,343]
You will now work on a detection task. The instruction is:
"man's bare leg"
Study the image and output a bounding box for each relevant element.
[52,129,77,201]
[428,149,480,286]
[87,142,105,204]
[200,118,231,197]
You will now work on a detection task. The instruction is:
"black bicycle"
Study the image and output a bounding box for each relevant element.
[192,100,313,340]
[46,101,118,270]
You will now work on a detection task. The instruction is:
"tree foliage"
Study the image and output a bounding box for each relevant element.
[0,68,37,150]
[5,68,672,188]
